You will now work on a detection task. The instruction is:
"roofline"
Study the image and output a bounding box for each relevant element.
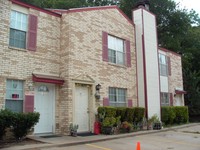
[58,5,134,26]
[10,0,61,17]
[159,47,181,57]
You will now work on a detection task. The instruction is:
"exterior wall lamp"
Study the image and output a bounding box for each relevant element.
[95,84,101,100]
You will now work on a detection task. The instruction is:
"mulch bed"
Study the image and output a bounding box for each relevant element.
[0,138,43,149]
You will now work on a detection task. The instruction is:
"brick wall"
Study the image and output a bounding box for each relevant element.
[0,0,61,130]
[59,8,137,132]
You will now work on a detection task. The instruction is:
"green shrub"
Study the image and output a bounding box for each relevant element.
[125,108,135,123]
[173,106,189,124]
[133,107,145,123]
[104,107,116,117]
[0,109,13,140]
[97,107,106,122]
[161,106,189,125]
[161,106,176,125]
[11,112,40,140]
[102,117,116,127]
[116,107,127,122]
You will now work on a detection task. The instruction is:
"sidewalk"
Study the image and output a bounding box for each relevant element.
[3,123,200,150]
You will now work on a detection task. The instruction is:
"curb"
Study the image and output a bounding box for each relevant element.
[8,123,200,150]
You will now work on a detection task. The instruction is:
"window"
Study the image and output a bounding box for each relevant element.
[9,10,28,49]
[108,35,125,65]
[109,87,127,107]
[160,92,169,106]
[159,53,168,76]
[5,80,24,112]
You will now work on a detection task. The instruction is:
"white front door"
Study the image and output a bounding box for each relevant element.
[75,85,89,132]
[34,84,55,134]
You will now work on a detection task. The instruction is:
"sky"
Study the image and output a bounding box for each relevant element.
[174,0,200,15]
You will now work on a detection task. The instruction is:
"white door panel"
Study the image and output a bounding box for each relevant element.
[75,86,89,132]
[34,84,55,134]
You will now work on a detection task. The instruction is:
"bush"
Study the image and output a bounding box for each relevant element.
[161,106,189,125]
[0,109,13,140]
[11,112,40,140]
[102,117,116,127]
[133,107,145,123]
[104,107,117,117]
[161,106,176,125]
[116,107,127,122]
[173,106,189,124]
[125,108,135,123]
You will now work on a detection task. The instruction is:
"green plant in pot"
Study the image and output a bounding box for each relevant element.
[101,117,116,135]
[147,114,161,130]
[69,123,79,137]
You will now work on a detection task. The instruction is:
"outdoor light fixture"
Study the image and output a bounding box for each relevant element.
[28,83,33,91]
[95,84,101,100]
[95,84,101,91]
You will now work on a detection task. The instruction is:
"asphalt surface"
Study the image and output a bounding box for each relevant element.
[3,123,200,150]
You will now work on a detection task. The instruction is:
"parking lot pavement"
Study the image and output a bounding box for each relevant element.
[3,123,200,150]
[41,124,200,150]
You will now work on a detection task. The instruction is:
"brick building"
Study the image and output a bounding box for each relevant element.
[0,0,185,135]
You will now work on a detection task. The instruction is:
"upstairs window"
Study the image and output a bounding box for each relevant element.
[5,80,24,112]
[108,35,125,65]
[160,92,169,106]
[159,53,168,76]
[102,32,131,67]
[9,10,28,49]
[109,87,127,107]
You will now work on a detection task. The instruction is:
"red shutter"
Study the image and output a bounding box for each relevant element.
[126,40,131,67]
[128,99,132,107]
[170,93,173,106]
[168,57,171,76]
[27,14,38,51]
[102,31,108,61]
[103,97,109,106]
[24,95,34,112]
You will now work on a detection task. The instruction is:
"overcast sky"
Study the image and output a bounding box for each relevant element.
[174,0,200,15]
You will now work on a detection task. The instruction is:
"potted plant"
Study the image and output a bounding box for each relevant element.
[69,123,79,137]
[101,117,116,135]
[147,115,161,130]
[120,121,133,133]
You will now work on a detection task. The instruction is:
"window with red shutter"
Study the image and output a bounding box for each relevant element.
[103,97,109,106]
[24,95,34,112]
[128,99,132,107]
[168,57,171,76]
[126,40,131,67]
[102,31,108,61]
[27,14,38,51]
[170,93,173,106]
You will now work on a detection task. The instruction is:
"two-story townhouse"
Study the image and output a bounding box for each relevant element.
[0,0,185,135]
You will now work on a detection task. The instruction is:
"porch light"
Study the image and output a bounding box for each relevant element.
[95,84,101,100]
[95,84,101,91]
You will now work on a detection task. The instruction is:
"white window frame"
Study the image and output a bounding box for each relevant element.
[9,10,28,49]
[108,35,125,65]
[109,87,127,107]
[159,53,168,76]
[160,92,169,106]
[5,79,24,112]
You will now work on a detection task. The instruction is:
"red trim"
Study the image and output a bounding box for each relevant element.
[141,9,148,118]
[11,0,61,17]
[175,90,187,94]
[32,74,64,85]
[159,47,181,57]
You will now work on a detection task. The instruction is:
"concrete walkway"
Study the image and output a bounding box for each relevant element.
[3,123,200,150]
